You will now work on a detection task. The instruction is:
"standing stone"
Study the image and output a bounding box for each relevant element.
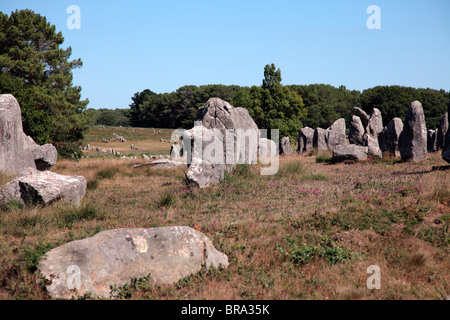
[326,118,346,150]
[0,94,57,174]
[399,101,427,162]
[0,168,86,206]
[313,128,328,152]
[279,137,294,155]
[197,98,259,171]
[38,227,229,299]
[443,105,450,163]
[437,112,448,150]
[367,108,383,139]
[258,138,277,158]
[427,129,438,152]
[353,107,370,132]
[297,127,314,154]
[184,125,226,189]
[378,118,404,158]
[349,115,365,145]
[363,133,382,158]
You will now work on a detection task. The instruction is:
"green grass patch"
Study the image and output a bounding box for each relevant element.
[283,235,359,266]
[55,203,105,228]
[95,167,119,180]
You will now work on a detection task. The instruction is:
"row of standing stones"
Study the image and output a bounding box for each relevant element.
[296,101,450,164]
[1,93,449,299]
[0,94,229,299]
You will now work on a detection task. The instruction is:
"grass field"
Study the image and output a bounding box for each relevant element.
[0,126,449,300]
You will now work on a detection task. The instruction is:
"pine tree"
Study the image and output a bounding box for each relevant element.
[0,9,88,158]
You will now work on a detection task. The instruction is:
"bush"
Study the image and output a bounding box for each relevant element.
[95,167,119,180]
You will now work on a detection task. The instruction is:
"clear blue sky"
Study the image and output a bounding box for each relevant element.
[2,0,450,109]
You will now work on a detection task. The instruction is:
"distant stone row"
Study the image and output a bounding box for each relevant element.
[296,101,450,163]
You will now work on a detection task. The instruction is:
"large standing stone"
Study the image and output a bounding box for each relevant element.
[399,101,428,162]
[349,116,365,145]
[326,118,346,150]
[378,118,404,158]
[297,127,314,154]
[38,227,229,299]
[184,126,225,189]
[258,138,277,158]
[367,108,383,139]
[279,137,294,155]
[313,128,328,152]
[197,98,259,168]
[353,107,370,132]
[183,98,259,188]
[427,129,438,152]
[332,145,368,162]
[437,112,448,150]
[363,133,382,158]
[0,94,57,174]
[443,106,450,163]
[0,168,86,206]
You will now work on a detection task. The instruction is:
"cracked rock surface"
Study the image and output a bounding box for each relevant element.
[38,226,229,299]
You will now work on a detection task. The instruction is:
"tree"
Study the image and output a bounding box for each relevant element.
[0,9,88,158]
[360,86,449,129]
[243,64,307,139]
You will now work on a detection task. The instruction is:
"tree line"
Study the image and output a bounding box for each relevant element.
[123,80,449,140]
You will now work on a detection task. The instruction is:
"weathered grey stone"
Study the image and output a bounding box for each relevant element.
[332,145,368,162]
[313,128,328,152]
[326,118,346,150]
[0,168,86,206]
[399,101,427,162]
[363,133,382,158]
[258,138,277,158]
[184,98,259,188]
[443,106,450,163]
[29,144,58,170]
[0,94,58,174]
[170,144,182,158]
[353,107,370,131]
[183,125,225,189]
[349,116,365,145]
[279,137,294,155]
[297,127,314,153]
[367,108,383,139]
[38,226,229,299]
[378,118,403,158]
[197,98,259,169]
[437,112,448,150]
[427,129,438,152]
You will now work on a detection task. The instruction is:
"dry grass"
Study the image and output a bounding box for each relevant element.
[0,130,449,300]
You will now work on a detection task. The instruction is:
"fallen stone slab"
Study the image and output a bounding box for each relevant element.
[332,145,368,162]
[38,226,229,299]
[0,168,86,206]
[133,159,185,169]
